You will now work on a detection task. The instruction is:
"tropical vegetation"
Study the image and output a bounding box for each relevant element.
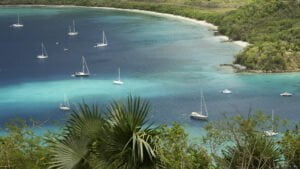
[0,96,300,169]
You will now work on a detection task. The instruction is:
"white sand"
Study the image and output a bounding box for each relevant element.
[233,41,250,47]
[3,4,249,47]
[216,35,229,41]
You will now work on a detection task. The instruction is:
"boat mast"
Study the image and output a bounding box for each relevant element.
[64,94,69,107]
[119,68,121,81]
[82,56,90,74]
[201,90,208,116]
[17,15,20,24]
[41,43,44,56]
[73,20,76,32]
[102,31,105,44]
[200,90,203,114]
[271,110,274,131]
[82,56,85,73]
[204,94,208,116]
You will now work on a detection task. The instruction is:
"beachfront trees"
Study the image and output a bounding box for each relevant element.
[204,112,283,169]
[281,126,300,169]
[156,123,211,169]
[48,96,159,169]
[221,135,281,169]
[221,0,300,72]
[0,119,50,169]
[1,100,300,168]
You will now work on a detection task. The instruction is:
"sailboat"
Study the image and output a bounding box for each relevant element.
[190,90,208,120]
[37,42,48,59]
[74,56,90,77]
[113,68,124,85]
[68,20,78,36]
[59,94,71,111]
[95,31,108,47]
[11,15,24,28]
[264,110,278,137]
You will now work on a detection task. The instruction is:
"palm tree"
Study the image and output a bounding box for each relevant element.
[48,96,159,169]
[48,104,103,169]
[95,96,158,169]
[221,135,281,169]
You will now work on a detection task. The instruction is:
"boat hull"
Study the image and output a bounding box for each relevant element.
[222,89,232,94]
[37,55,48,59]
[280,94,292,97]
[113,80,124,85]
[68,32,78,36]
[59,106,70,111]
[264,130,278,137]
[190,112,208,120]
[12,24,23,28]
[74,72,89,77]
[95,43,107,47]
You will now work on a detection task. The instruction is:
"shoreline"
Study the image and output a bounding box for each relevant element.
[1,4,249,48]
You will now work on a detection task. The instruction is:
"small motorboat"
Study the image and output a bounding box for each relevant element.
[280,92,293,97]
[222,89,232,94]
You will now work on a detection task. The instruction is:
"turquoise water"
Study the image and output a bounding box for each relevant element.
[0,6,299,137]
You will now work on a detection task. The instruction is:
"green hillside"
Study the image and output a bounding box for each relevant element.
[218,0,300,72]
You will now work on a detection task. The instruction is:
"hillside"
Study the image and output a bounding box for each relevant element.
[217,0,300,72]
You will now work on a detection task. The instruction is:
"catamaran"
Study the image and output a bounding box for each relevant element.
[222,89,232,94]
[190,90,208,120]
[68,20,78,36]
[95,31,108,47]
[11,15,24,28]
[264,110,278,137]
[37,42,48,59]
[59,94,71,111]
[113,68,124,85]
[74,56,90,77]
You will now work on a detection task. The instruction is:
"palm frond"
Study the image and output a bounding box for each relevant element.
[65,103,103,140]
[97,95,158,169]
[48,136,91,169]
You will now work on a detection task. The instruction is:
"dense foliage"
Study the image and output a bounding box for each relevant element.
[0,119,51,169]
[0,97,300,169]
[221,0,300,72]
[46,96,212,169]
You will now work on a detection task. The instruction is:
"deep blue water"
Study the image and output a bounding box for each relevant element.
[0,6,299,136]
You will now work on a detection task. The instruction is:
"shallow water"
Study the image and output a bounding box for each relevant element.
[0,6,299,137]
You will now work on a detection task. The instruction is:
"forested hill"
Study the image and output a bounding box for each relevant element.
[1,0,299,72]
[218,0,300,72]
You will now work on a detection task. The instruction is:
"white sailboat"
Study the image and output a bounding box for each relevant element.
[37,42,48,59]
[95,31,108,47]
[113,68,124,85]
[11,15,24,28]
[68,20,78,36]
[264,110,278,137]
[59,94,71,111]
[74,56,90,77]
[190,91,208,120]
